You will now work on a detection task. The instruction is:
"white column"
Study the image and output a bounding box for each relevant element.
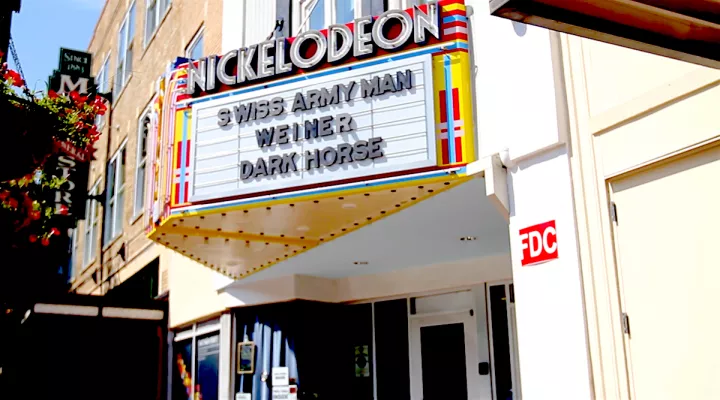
[506,146,593,400]
[466,0,594,396]
[219,313,233,400]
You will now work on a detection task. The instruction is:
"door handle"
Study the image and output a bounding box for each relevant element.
[478,362,490,375]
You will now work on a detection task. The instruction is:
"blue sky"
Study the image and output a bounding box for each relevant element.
[9,0,104,92]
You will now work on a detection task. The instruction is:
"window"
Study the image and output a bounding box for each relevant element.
[95,55,110,127]
[302,0,360,31]
[173,320,221,400]
[134,112,151,217]
[145,0,171,45]
[309,0,325,30]
[115,2,136,94]
[84,181,101,265]
[104,142,127,244]
[68,227,78,281]
[186,28,204,60]
[335,0,355,25]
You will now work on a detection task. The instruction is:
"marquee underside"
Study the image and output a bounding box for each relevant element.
[149,172,471,279]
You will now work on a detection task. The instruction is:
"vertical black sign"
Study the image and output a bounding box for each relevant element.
[46,47,96,223]
[48,48,95,95]
[59,48,92,78]
[49,151,90,220]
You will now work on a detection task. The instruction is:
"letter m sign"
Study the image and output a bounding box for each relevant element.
[59,74,90,94]
[519,220,558,266]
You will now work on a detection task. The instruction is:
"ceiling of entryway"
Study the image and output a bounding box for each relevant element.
[233,176,510,283]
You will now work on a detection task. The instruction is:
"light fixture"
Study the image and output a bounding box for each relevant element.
[353,261,369,265]
[489,0,720,69]
[460,236,477,241]
[296,225,310,232]
[341,203,357,209]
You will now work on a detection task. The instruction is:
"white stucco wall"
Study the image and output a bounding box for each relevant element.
[563,33,720,399]
[466,1,593,398]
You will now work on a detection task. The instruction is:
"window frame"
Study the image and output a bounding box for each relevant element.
[103,140,128,246]
[405,0,430,7]
[185,27,205,60]
[115,1,136,95]
[144,0,171,47]
[299,0,364,32]
[133,107,152,219]
[95,54,111,128]
[69,227,78,282]
[173,319,222,400]
[83,180,101,268]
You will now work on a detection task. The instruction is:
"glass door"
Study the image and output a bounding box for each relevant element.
[410,311,482,399]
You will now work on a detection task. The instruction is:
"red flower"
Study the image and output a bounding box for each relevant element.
[57,205,69,215]
[48,90,59,99]
[28,235,37,243]
[93,97,108,114]
[7,198,18,208]
[69,91,88,105]
[50,227,61,236]
[41,237,50,246]
[30,210,40,220]
[3,69,24,87]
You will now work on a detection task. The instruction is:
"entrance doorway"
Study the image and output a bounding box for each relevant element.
[410,310,482,400]
[487,283,521,400]
[407,286,521,400]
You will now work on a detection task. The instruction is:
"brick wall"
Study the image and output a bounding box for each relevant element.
[72,0,222,294]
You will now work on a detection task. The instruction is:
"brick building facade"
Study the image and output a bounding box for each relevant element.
[71,0,222,296]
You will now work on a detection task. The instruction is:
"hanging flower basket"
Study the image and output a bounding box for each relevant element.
[0,96,56,182]
[0,52,107,247]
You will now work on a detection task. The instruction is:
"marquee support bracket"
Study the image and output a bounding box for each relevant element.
[483,153,510,221]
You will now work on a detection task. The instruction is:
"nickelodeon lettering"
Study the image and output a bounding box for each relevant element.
[187,4,438,95]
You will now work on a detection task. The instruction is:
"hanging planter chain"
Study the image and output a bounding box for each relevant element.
[8,34,25,83]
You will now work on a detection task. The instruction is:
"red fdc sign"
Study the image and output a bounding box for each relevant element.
[519,220,558,266]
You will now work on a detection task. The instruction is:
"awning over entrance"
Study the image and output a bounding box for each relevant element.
[221,177,511,287]
[489,0,720,69]
[150,169,472,279]
[145,0,479,280]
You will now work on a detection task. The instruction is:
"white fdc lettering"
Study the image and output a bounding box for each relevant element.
[529,230,543,258]
[519,233,529,258]
[543,226,557,253]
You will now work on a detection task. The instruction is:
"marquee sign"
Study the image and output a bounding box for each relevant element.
[190,56,435,201]
[146,0,476,279]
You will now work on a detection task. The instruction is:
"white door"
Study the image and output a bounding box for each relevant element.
[410,310,483,400]
[610,145,720,399]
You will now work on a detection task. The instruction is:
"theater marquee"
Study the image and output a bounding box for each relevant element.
[191,57,435,201]
[146,0,477,279]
